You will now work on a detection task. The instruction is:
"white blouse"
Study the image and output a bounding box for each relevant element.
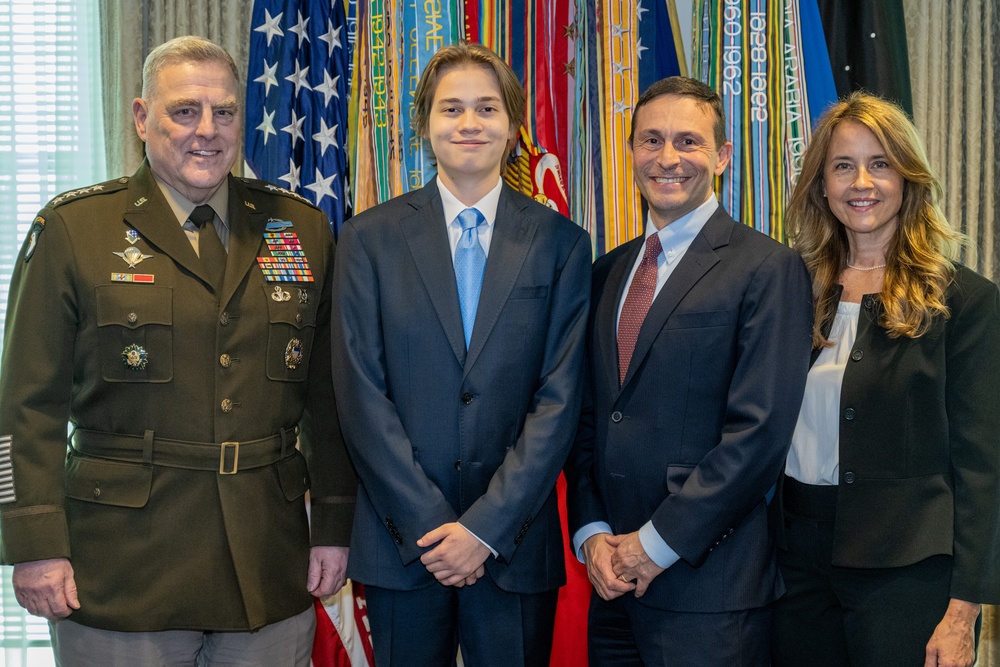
[784,301,861,486]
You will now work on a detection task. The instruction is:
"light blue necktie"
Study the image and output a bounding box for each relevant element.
[454,207,486,349]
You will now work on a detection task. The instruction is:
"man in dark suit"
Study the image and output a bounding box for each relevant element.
[564,76,813,664]
[331,43,591,666]
[0,36,355,665]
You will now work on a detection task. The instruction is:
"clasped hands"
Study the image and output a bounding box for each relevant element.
[418,522,490,588]
[582,531,665,600]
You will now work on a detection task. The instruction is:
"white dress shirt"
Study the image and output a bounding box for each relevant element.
[437,177,502,258]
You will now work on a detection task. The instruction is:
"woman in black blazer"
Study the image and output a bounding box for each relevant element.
[771,92,1000,667]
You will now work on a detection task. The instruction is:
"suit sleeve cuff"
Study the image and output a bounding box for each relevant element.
[308,496,355,547]
[458,522,498,558]
[638,521,680,569]
[572,521,613,563]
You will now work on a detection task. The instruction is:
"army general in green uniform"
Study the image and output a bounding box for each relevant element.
[0,36,355,665]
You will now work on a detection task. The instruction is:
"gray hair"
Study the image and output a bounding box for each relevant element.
[141,35,240,102]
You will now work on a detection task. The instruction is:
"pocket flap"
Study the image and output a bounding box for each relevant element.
[665,464,696,494]
[96,285,172,329]
[276,452,310,501]
[65,455,152,508]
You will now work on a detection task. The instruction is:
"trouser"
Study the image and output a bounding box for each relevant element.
[772,478,977,667]
[49,606,315,667]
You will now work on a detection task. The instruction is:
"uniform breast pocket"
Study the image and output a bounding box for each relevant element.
[264,284,318,381]
[96,285,173,383]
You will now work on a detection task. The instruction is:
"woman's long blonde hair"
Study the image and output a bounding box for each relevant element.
[787,92,961,348]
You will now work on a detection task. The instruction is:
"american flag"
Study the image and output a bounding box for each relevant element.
[245,0,350,235]
[245,4,368,666]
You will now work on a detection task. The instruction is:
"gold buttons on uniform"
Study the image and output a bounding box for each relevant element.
[220,354,232,368]
[220,312,230,326]
[127,312,138,324]
[221,399,233,413]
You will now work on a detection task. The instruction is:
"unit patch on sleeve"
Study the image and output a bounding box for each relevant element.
[23,216,46,263]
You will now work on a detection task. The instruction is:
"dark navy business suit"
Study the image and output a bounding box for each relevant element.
[566,206,813,665]
[331,179,591,666]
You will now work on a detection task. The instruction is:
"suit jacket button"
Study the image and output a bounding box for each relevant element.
[454,460,461,470]
[843,407,856,421]
[611,411,622,423]
[844,471,856,484]
[851,349,863,361]
[461,392,473,405]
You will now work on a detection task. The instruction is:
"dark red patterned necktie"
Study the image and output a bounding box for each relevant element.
[617,233,662,386]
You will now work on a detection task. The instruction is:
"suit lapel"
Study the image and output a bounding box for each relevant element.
[399,182,468,365]
[463,187,536,374]
[222,178,268,307]
[598,238,642,401]
[121,161,208,284]
[619,208,732,390]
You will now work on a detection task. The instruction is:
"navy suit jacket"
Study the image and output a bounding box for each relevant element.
[332,180,591,593]
[566,206,813,612]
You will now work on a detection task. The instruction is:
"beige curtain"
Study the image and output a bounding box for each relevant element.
[98,0,253,177]
[905,2,999,664]
[905,0,998,282]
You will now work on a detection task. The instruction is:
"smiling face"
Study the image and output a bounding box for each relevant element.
[823,120,903,251]
[630,94,732,229]
[426,64,517,203]
[133,60,240,205]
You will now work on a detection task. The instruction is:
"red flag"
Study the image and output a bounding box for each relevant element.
[311,582,375,667]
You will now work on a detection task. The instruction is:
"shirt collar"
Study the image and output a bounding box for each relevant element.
[437,177,503,228]
[152,173,231,232]
[645,195,718,253]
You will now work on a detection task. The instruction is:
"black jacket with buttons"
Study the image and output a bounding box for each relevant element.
[774,263,1000,604]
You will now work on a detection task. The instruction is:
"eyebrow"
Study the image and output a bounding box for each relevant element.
[166,98,239,110]
[829,153,887,161]
[437,96,502,105]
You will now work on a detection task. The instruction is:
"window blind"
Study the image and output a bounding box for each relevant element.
[0,0,105,664]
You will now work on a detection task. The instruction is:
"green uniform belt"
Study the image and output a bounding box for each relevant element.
[70,427,297,474]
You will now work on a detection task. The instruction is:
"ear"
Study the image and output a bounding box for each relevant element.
[714,141,734,175]
[132,98,149,142]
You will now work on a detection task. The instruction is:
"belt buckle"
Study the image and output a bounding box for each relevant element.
[219,441,239,474]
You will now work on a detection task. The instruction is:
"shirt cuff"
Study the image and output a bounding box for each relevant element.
[458,522,498,558]
[572,521,613,563]
[638,521,680,569]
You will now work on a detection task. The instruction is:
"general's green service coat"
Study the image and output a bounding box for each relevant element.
[0,161,356,632]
